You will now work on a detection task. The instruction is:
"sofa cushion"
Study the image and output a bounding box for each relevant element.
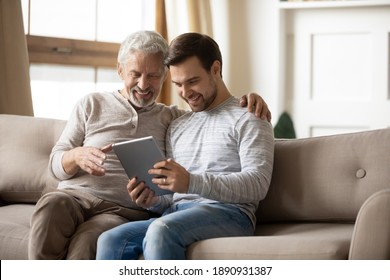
[187,223,354,260]
[0,204,36,259]
[0,114,66,203]
[257,129,390,223]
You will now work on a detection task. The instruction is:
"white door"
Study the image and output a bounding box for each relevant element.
[284,6,390,138]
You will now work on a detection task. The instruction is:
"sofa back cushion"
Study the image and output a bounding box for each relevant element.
[0,114,66,203]
[257,128,390,223]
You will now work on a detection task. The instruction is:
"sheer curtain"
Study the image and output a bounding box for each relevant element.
[160,0,213,109]
[187,0,213,36]
[0,0,33,116]
[155,0,172,106]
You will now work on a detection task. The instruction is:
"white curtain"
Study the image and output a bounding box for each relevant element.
[187,0,213,36]
[164,0,213,109]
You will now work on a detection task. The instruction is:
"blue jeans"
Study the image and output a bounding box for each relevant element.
[96,202,253,260]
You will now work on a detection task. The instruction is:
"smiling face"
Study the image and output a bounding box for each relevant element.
[118,51,166,109]
[170,56,221,112]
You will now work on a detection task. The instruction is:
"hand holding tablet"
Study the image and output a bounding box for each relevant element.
[112,136,173,196]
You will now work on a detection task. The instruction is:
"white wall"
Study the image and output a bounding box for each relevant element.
[211,1,390,137]
[211,0,281,125]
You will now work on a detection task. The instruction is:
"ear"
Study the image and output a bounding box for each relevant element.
[162,67,169,82]
[211,60,221,76]
[117,62,124,80]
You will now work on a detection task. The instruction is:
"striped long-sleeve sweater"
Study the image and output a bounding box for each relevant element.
[151,96,274,227]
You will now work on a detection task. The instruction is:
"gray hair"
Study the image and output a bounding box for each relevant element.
[117,30,169,68]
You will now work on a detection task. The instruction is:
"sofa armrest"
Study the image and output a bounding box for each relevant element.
[349,189,390,259]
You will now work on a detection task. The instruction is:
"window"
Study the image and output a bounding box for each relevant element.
[22,0,156,119]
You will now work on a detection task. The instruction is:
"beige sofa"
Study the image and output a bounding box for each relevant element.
[1,114,390,260]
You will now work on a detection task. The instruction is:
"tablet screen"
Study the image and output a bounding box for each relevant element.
[112,136,173,196]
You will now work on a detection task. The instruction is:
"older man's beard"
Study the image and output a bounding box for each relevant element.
[127,86,156,108]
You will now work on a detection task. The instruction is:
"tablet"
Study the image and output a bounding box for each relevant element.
[112,136,173,196]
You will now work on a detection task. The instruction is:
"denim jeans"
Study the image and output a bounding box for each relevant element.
[96,202,253,260]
